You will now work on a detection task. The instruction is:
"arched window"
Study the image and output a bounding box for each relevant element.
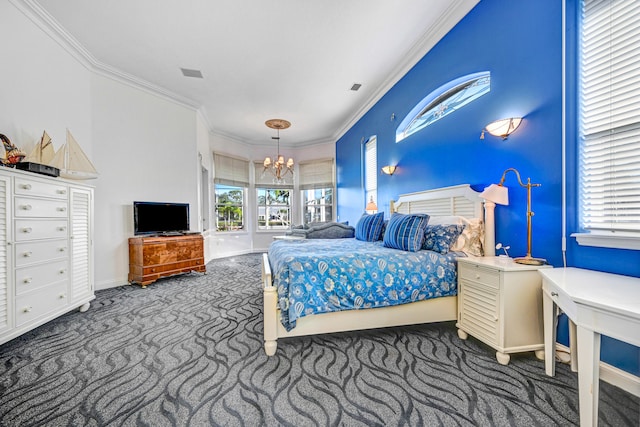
[396,71,491,142]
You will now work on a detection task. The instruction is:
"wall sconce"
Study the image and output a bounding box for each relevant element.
[381,165,397,176]
[480,117,522,140]
[480,167,546,265]
[365,196,378,213]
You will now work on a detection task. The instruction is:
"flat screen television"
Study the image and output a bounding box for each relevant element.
[133,201,190,236]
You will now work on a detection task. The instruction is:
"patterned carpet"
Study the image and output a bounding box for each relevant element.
[0,253,638,426]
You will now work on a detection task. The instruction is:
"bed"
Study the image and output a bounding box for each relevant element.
[261,184,489,356]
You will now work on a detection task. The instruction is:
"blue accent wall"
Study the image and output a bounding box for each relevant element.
[336,0,639,376]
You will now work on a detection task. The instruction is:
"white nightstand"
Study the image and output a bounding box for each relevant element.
[456,256,552,365]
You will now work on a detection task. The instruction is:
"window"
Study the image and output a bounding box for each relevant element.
[365,137,377,207]
[299,159,334,224]
[214,153,249,232]
[257,188,291,229]
[254,161,292,230]
[396,72,491,142]
[576,0,640,248]
[215,185,244,231]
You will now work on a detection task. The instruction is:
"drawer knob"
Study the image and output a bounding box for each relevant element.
[475,274,480,279]
[21,204,32,211]
[58,226,66,232]
[22,227,32,233]
[57,207,67,212]
[59,294,66,299]
[551,291,558,297]
[59,269,66,274]
[59,247,66,252]
[23,306,32,313]
[57,189,67,194]
[21,184,32,190]
[23,251,32,257]
[23,277,32,284]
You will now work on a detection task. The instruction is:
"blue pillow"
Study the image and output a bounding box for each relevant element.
[355,212,385,242]
[383,213,430,252]
[423,224,466,254]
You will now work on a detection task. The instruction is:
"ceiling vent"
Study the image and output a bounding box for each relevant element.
[181,68,203,78]
[350,83,362,91]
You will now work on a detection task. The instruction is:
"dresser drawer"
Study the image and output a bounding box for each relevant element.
[14,239,69,268]
[14,196,68,218]
[14,177,68,199]
[459,263,500,289]
[14,219,68,241]
[15,259,69,295]
[15,281,68,327]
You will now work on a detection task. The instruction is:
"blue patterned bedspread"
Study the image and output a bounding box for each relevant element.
[268,238,461,331]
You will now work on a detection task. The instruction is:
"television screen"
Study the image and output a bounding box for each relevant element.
[133,201,190,235]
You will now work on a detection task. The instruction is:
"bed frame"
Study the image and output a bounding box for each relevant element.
[262,184,489,356]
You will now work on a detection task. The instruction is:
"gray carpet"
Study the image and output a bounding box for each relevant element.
[0,253,638,426]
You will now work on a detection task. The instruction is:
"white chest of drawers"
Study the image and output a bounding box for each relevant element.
[0,168,94,345]
[456,256,551,365]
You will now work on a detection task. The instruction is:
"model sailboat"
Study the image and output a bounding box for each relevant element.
[24,131,56,165]
[49,129,98,180]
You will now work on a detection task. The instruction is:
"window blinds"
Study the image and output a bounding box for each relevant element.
[365,137,377,201]
[298,159,334,189]
[580,0,640,232]
[214,153,249,187]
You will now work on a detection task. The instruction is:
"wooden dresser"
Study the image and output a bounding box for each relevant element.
[128,234,205,287]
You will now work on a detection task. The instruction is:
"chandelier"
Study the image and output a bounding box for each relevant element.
[263,119,294,184]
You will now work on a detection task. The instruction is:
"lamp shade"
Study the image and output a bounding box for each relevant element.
[485,118,522,139]
[480,184,509,205]
[365,199,378,211]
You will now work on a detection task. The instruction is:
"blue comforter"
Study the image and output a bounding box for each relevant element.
[268,238,461,331]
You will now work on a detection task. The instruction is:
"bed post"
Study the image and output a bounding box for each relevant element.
[262,253,278,356]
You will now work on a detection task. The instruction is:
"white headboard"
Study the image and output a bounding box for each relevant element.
[391,184,491,255]
[391,184,484,219]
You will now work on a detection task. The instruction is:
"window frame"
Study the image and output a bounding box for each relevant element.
[214,184,246,232]
[572,0,640,250]
[256,187,292,231]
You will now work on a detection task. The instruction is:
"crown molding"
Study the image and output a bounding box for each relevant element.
[332,0,480,142]
[11,0,200,112]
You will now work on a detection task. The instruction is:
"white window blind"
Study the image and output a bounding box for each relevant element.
[579,0,640,233]
[298,159,334,190]
[214,153,249,187]
[365,137,377,203]
[254,162,293,188]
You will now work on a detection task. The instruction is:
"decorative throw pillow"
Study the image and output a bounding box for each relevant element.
[355,212,385,242]
[450,217,484,256]
[423,224,466,254]
[383,213,430,252]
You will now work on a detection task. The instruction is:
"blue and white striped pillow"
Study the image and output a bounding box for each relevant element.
[355,212,385,242]
[383,213,430,252]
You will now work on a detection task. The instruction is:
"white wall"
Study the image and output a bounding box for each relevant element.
[91,75,199,289]
[209,133,335,257]
[2,0,201,290]
[0,0,91,157]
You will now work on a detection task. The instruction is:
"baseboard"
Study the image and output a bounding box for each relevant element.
[556,344,640,397]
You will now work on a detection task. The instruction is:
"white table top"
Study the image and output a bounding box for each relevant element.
[539,267,640,320]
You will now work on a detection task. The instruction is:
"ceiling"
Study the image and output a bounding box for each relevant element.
[23,0,478,147]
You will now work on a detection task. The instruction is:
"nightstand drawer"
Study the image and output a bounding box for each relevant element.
[458,263,500,288]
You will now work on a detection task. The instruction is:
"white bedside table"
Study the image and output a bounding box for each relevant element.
[456,256,552,365]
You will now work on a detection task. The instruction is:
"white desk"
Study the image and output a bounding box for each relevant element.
[540,268,640,427]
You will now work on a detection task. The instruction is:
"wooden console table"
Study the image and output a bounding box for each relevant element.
[540,267,640,427]
[128,234,205,287]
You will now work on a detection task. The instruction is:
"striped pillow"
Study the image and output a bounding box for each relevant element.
[383,213,430,252]
[355,212,385,242]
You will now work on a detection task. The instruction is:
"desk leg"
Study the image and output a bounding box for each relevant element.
[577,326,601,427]
[543,291,558,376]
[569,319,578,372]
